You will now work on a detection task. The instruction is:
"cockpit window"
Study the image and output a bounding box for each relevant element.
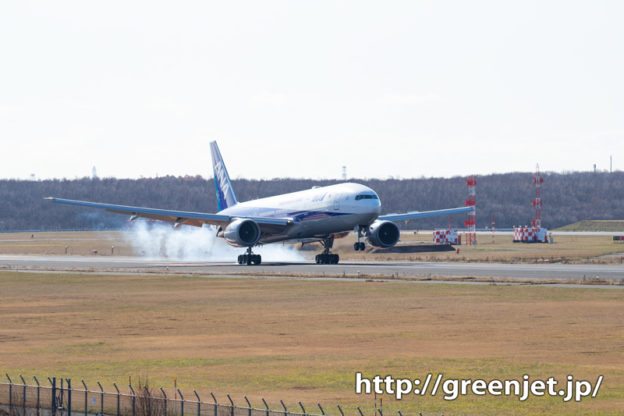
[355,194,379,200]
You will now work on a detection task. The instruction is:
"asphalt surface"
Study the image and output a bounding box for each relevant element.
[0,254,623,284]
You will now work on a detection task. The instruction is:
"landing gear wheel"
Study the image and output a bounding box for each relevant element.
[354,225,366,251]
[315,253,339,264]
[316,236,339,264]
[238,248,261,265]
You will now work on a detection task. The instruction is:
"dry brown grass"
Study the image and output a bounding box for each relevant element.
[2,230,622,265]
[0,231,134,256]
[1,271,623,415]
[332,232,624,264]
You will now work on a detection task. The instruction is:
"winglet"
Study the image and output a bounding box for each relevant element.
[210,141,238,211]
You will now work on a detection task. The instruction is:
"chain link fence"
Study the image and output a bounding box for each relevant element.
[0,375,417,416]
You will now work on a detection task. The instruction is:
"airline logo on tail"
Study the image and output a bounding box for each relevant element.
[210,141,238,211]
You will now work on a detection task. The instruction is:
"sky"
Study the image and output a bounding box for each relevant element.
[1,1,623,180]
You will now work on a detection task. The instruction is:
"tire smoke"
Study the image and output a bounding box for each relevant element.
[123,221,307,263]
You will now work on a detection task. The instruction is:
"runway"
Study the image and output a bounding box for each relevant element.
[0,254,622,285]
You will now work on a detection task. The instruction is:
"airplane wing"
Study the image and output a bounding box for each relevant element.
[378,206,474,222]
[45,197,291,229]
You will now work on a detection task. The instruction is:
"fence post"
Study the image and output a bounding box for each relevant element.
[227,394,234,416]
[82,380,88,416]
[160,388,168,416]
[193,391,201,416]
[280,400,287,416]
[145,386,151,416]
[129,384,136,416]
[113,384,120,416]
[337,405,344,416]
[20,374,27,416]
[97,382,104,416]
[177,389,184,416]
[244,396,252,416]
[261,398,269,416]
[6,374,12,414]
[34,376,41,416]
[317,404,325,416]
[50,377,56,416]
[210,392,217,416]
[299,402,306,416]
[66,379,72,416]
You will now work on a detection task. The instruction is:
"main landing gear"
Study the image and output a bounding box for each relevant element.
[315,236,339,264]
[238,246,261,265]
[353,225,366,251]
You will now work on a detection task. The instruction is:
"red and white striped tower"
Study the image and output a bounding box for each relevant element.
[464,175,476,245]
[531,164,543,229]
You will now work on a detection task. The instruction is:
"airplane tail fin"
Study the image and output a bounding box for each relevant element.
[210,141,238,211]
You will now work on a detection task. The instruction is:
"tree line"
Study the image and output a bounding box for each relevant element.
[0,171,622,231]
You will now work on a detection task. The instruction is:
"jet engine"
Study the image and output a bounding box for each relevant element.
[223,219,261,247]
[366,220,400,248]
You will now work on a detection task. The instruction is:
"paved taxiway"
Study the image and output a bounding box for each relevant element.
[0,255,622,284]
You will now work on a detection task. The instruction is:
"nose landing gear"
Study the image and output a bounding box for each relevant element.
[353,225,366,251]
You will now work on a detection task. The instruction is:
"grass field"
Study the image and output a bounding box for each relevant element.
[0,231,133,256]
[0,230,623,264]
[335,231,624,264]
[556,220,624,232]
[1,271,623,415]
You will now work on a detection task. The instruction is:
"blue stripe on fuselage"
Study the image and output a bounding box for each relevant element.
[219,206,349,222]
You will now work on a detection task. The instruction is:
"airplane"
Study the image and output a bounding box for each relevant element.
[47,141,474,265]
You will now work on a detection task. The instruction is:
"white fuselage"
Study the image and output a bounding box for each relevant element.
[218,183,381,243]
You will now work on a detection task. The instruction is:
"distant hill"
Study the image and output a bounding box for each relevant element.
[0,171,623,231]
[556,220,624,232]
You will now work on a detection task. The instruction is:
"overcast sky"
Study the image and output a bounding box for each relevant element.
[1,1,622,180]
